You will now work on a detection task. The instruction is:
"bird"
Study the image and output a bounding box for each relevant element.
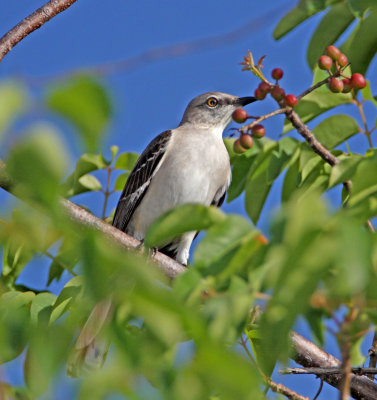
[113,91,255,265]
[67,91,256,376]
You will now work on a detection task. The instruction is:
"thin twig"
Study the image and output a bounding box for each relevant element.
[24,4,289,84]
[313,378,324,400]
[0,0,77,63]
[239,107,288,133]
[101,167,112,220]
[280,367,377,376]
[355,99,373,148]
[266,378,311,400]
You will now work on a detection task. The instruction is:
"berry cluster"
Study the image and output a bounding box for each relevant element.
[318,45,366,93]
[254,68,297,107]
[232,67,296,154]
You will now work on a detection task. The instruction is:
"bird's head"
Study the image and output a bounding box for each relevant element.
[179,92,256,130]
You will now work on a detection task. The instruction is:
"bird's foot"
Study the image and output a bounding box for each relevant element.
[136,240,157,258]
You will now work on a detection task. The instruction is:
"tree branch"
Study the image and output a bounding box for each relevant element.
[280,367,377,376]
[291,332,377,400]
[0,0,78,63]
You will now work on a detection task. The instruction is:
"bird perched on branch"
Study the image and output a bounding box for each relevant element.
[67,91,256,376]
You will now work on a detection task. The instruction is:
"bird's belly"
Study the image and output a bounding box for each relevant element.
[127,150,230,239]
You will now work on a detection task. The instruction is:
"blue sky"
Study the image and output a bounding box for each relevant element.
[1,1,376,398]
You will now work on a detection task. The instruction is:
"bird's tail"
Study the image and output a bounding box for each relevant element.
[66,299,113,378]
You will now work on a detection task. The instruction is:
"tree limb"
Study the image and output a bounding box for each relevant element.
[291,332,377,400]
[0,0,78,63]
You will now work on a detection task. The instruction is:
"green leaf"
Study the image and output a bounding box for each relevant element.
[307,3,354,69]
[6,124,69,207]
[194,215,253,272]
[361,80,377,109]
[283,91,352,133]
[312,114,360,149]
[144,204,226,248]
[273,0,341,40]
[50,276,84,323]
[260,194,332,372]
[345,10,377,76]
[245,142,291,224]
[2,240,33,285]
[77,174,102,191]
[0,80,27,141]
[329,154,363,187]
[47,237,80,285]
[30,292,56,325]
[114,171,129,191]
[347,0,377,18]
[227,145,260,202]
[115,152,139,170]
[62,152,108,197]
[46,75,112,151]
[347,151,377,209]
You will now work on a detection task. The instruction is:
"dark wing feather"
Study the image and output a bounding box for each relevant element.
[112,130,172,231]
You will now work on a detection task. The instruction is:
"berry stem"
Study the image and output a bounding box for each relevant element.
[355,99,373,148]
[101,167,113,220]
[239,107,289,133]
[297,72,341,101]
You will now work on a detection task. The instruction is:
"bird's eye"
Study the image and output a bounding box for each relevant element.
[206,97,218,107]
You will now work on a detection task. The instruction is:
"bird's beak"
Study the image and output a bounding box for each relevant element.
[236,96,257,106]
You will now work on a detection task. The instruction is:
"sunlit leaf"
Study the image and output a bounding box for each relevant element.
[145,204,226,248]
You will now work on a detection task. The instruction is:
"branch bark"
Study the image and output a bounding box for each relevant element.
[0,0,78,63]
[291,332,377,400]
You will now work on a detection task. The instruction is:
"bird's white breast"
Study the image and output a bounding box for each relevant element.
[128,127,231,239]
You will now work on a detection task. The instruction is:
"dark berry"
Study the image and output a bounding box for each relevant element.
[338,53,348,68]
[233,138,247,154]
[232,108,248,123]
[251,124,266,138]
[341,78,353,93]
[254,88,266,100]
[271,68,284,80]
[271,86,285,101]
[351,73,366,89]
[326,45,341,61]
[258,82,271,94]
[328,77,344,93]
[318,55,333,70]
[240,133,253,149]
[285,94,298,108]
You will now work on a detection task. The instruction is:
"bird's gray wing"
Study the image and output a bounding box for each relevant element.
[112,130,173,231]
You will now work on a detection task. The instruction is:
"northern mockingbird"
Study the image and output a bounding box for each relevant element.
[67,91,255,376]
[113,91,255,265]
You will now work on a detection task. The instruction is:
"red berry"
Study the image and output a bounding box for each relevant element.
[285,94,298,108]
[240,133,253,149]
[318,55,333,70]
[328,77,344,93]
[326,45,341,61]
[351,73,366,89]
[233,138,247,154]
[258,82,271,94]
[271,86,285,101]
[254,88,266,100]
[232,108,248,123]
[342,78,353,93]
[271,68,284,80]
[255,233,268,245]
[251,124,266,138]
[338,53,348,68]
